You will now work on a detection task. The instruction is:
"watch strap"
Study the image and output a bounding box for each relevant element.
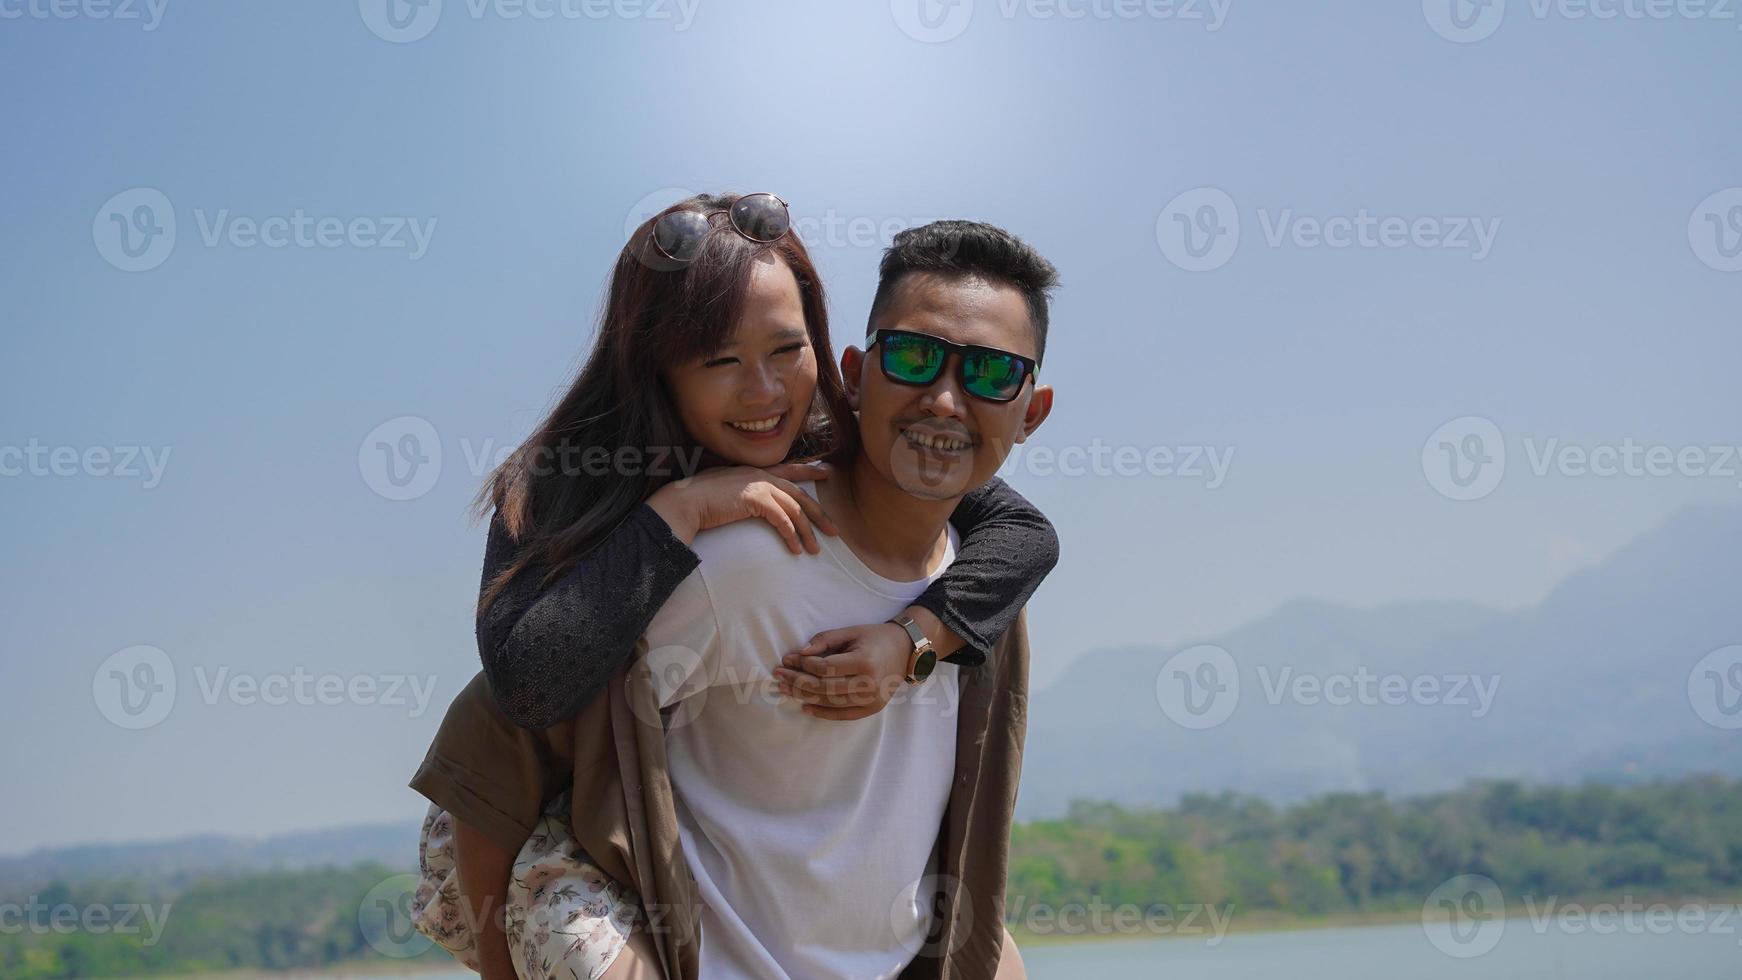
[891,614,935,684]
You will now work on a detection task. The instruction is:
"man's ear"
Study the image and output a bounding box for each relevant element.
[1014,383,1053,444]
[840,346,865,411]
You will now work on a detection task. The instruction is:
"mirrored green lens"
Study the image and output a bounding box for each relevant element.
[963,351,1027,400]
[883,335,945,382]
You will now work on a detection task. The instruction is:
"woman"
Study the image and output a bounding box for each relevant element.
[412,193,1051,979]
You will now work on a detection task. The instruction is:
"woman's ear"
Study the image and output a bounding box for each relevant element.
[840,347,864,411]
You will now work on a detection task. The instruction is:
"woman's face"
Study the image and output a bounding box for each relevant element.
[663,252,820,468]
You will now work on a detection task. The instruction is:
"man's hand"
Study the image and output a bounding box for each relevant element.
[774,622,914,721]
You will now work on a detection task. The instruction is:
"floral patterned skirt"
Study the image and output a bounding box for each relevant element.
[411,792,643,979]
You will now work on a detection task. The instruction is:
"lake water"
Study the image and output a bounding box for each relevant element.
[1018,919,1741,978]
[397,919,1741,979]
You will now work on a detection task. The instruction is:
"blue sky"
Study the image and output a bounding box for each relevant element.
[2,1,1739,852]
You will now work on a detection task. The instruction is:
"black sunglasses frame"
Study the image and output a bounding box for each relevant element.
[650,192,791,265]
[863,328,1039,404]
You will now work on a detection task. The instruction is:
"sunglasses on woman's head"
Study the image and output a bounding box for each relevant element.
[651,192,791,265]
[864,329,1037,404]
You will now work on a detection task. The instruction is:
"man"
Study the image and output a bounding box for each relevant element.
[635,220,1057,979]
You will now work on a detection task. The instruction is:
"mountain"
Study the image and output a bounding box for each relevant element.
[0,820,420,898]
[1018,503,1742,818]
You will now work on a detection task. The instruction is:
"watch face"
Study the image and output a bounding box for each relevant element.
[913,650,938,682]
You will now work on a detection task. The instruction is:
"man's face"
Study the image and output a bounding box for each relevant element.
[844,272,1054,501]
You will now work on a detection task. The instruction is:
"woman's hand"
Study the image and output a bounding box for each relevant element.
[647,461,838,555]
[774,622,915,721]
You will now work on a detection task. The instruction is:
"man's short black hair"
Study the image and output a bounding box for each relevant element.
[868,220,1059,365]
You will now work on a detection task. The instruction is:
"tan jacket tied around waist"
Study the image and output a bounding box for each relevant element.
[411,609,1030,980]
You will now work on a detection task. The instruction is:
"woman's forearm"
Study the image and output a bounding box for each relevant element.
[477,504,700,729]
[453,818,518,980]
[918,476,1059,666]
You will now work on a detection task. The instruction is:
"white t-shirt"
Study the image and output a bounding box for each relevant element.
[641,482,961,980]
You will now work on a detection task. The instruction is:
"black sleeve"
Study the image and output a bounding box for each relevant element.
[917,476,1059,668]
[476,503,700,730]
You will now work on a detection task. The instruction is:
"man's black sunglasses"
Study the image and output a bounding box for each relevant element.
[864,329,1038,404]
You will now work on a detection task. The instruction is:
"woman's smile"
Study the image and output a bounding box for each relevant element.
[725,410,789,440]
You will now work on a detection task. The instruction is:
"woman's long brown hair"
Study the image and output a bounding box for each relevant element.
[474,193,859,616]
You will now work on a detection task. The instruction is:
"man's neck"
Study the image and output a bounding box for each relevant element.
[817,458,959,582]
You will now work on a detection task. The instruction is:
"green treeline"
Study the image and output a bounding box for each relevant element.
[4,777,1739,977]
[0,864,449,978]
[1006,776,1742,920]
